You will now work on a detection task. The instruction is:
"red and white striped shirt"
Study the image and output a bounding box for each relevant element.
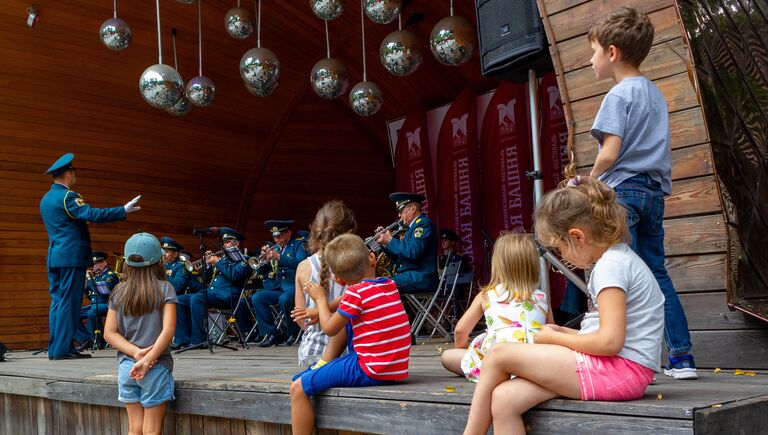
[338,278,410,380]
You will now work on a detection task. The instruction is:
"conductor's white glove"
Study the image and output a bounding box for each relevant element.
[124,195,142,214]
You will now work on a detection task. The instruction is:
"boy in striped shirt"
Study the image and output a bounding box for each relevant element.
[290,234,411,435]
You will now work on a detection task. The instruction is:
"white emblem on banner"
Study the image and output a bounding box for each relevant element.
[407,127,422,158]
[497,99,516,134]
[548,86,564,118]
[451,114,468,145]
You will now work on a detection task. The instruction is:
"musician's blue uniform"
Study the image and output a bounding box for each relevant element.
[40,157,126,358]
[74,266,119,346]
[251,237,308,338]
[165,259,191,294]
[188,253,253,345]
[383,214,438,293]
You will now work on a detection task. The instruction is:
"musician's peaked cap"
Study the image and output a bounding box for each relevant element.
[44,153,75,175]
[439,228,459,241]
[159,236,184,251]
[91,251,108,264]
[264,220,294,237]
[389,192,425,211]
[219,227,245,241]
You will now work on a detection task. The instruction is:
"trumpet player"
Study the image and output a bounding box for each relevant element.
[375,193,438,335]
[251,219,309,347]
[160,237,192,293]
[187,228,253,348]
[74,251,119,351]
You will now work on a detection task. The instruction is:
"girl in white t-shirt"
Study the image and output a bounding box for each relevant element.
[464,175,664,435]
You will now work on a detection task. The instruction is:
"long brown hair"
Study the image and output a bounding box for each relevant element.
[482,233,539,303]
[308,200,357,290]
[110,262,166,317]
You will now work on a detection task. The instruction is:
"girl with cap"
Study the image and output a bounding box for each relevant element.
[103,232,178,435]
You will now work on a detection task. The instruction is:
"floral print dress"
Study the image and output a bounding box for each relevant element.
[460,285,549,382]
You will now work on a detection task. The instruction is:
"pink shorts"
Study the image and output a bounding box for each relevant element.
[573,351,654,401]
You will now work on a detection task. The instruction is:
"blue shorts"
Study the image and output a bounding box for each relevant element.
[294,352,388,397]
[117,358,175,408]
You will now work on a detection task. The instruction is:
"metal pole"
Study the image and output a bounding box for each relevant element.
[528,69,549,294]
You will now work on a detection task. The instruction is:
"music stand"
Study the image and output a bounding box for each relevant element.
[90,278,111,352]
[176,229,236,354]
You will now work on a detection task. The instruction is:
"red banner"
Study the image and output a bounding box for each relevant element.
[539,72,570,309]
[436,88,484,279]
[480,82,534,240]
[394,107,437,215]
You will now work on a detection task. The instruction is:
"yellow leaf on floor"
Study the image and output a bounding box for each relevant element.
[714,368,721,373]
[656,393,663,400]
[444,385,456,393]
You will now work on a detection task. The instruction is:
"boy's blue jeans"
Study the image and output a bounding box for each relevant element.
[614,174,692,357]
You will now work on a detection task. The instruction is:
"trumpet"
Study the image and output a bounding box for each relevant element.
[247,243,282,270]
[184,250,224,272]
[364,220,404,252]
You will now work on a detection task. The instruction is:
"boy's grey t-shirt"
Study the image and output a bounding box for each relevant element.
[590,76,672,195]
[109,280,178,371]
[579,243,665,372]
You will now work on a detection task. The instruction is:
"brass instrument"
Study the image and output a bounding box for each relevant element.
[185,250,224,272]
[247,243,282,270]
[364,220,404,253]
[112,252,125,274]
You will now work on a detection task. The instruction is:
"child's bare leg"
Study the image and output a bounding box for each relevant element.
[290,379,314,435]
[440,348,465,376]
[142,402,168,435]
[320,328,347,363]
[491,378,559,435]
[463,343,580,435]
[125,403,144,435]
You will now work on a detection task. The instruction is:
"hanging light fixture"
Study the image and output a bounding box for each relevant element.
[225,0,255,40]
[380,13,423,76]
[310,0,345,20]
[139,0,184,109]
[166,28,192,116]
[187,0,216,107]
[100,0,132,51]
[429,0,475,66]
[177,0,198,4]
[310,20,349,99]
[350,0,383,116]
[363,0,401,24]
[240,0,280,97]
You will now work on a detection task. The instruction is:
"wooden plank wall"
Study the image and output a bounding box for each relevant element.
[539,0,768,368]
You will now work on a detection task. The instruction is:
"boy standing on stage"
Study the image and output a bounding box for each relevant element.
[290,234,410,434]
[587,6,696,379]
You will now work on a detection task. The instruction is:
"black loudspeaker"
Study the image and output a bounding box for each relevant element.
[0,341,6,361]
[475,0,554,82]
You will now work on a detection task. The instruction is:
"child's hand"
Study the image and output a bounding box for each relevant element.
[303,282,326,301]
[129,358,152,380]
[532,324,558,344]
[291,307,319,329]
[133,345,153,361]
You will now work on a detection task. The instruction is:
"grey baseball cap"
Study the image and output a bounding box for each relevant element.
[124,232,162,267]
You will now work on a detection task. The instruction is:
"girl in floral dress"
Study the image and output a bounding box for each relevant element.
[441,233,551,382]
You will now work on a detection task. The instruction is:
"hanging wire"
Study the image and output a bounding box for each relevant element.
[256,0,261,48]
[155,0,163,64]
[113,0,117,19]
[324,20,330,58]
[171,28,179,71]
[398,13,402,31]
[237,0,241,7]
[197,0,203,76]
[450,0,454,16]
[360,0,366,81]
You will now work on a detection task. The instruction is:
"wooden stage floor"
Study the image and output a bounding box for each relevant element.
[0,343,766,434]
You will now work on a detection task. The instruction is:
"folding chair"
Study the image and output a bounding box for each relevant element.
[407,254,468,341]
[208,285,250,349]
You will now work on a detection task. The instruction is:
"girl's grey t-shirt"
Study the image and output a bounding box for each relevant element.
[109,280,178,371]
[579,243,665,372]
[590,76,672,195]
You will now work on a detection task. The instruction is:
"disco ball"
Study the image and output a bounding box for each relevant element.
[99,18,132,51]
[349,81,383,116]
[364,0,401,24]
[380,29,423,76]
[310,58,349,100]
[166,94,193,116]
[430,15,476,66]
[225,7,255,40]
[139,64,184,109]
[310,0,345,20]
[240,47,280,97]
[186,76,216,107]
